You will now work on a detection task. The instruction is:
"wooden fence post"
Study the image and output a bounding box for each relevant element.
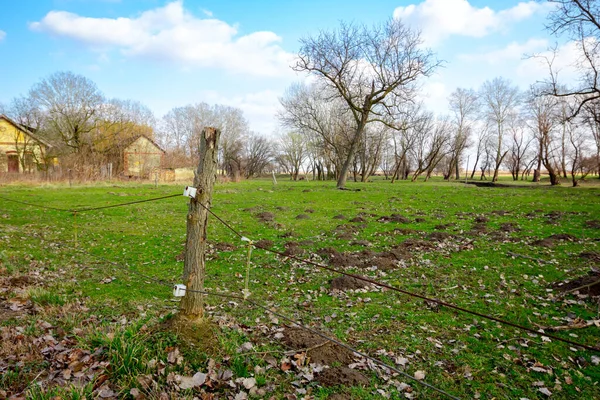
[178,127,220,322]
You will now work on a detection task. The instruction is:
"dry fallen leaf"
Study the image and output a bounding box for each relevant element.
[414,370,426,380]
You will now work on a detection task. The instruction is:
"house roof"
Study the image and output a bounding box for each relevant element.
[123,134,165,153]
[0,114,53,148]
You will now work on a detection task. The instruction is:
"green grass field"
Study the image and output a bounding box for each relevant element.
[1,177,599,399]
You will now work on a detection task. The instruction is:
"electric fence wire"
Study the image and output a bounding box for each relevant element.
[2,191,598,352]
[0,193,181,214]
[194,201,600,353]
[37,236,461,400]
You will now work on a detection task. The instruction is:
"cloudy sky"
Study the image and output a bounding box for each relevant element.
[0,0,575,134]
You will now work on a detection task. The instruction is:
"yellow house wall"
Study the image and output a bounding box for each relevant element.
[0,118,47,173]
[1,119,25,173]
[124,136,163,177]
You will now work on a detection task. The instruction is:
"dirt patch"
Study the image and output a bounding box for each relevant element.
[377,214,410,224]
[298,239,315,247]
[283,242,304,256]
[318,248,358,268]
[349,216,366,223]
[414,217,427,223]
[160,316,220,355]
[317,367,369,387]
[475,215,489,223]
[434,223,454,230]
[330,275,370,291]
[585,220,600,229]
[254,239,274,249]
[276,206,289,211]
[280,327,355,366]
[318,247,403,271]
[333,214,346,220]
[499,222,520,233]
[333,225,361,240]
[296,214,310,220]
[8,275,37,287]
[580,251,600,262]
[349,240,372,247]
[549,233,577,241]
[256,212,275,223]
[553,270,600,296]
[428,231,452,242]
[531,238,556,248]
[398,239,436,251]
[305,209,315,213]
[471,223,488,234]
[492,210,511,216]
[214,242,236,252]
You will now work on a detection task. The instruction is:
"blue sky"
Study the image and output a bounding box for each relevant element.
[0,0,575,134]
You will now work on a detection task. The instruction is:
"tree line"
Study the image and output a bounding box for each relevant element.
[2,1,599,186]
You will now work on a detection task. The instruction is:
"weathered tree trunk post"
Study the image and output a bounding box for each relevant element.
[179,127,220,322]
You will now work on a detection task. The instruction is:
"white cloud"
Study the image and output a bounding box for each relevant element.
[458,38,548,65]
[0,30,5,41]
[201,89,282,135]
[29,0,294,77]
[516,39,589,85]
[393,0,550,46]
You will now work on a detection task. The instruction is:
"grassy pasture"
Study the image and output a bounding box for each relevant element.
[0,177,599,399]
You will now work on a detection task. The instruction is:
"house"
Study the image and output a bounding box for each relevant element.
[0,114,52,173]
[122,135,165,178]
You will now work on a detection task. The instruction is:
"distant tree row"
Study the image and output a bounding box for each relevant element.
[3,1,599,185]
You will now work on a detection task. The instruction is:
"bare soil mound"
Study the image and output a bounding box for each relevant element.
[585,220,600,229]
[256,212,275,222]
[280,327,355,366]
[553,270,600,296]
[499,222,520,233]
[254,239,274,249]
[580,251,600,262]
[330,275,369,291]
[317,367,369,387]
[377,214,410,224]
[549,233,577,241]
[531,238,556,248]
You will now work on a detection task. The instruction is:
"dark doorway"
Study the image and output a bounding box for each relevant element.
[7,154,19,173]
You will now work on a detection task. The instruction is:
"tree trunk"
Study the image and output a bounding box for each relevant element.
[337,115,367,189]
[178,127,220,322]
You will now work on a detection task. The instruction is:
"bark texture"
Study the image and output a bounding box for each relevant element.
[179,127,220,321]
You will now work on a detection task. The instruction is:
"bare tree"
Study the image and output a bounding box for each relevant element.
[446,88,479,180]
[294,19,440,188]
[159,103,248,178]
[567,122,594,185]
[389,102,427,182]
[504,117,533,180]
[244,133,274,178]
[29,71,104,157]
[581,99,600,177]
[543,0,600,116]
[408,114,451,181]
[278,131,306,180]
[479,77,521,182]
[279,83,354,179]
[526,88,563,185]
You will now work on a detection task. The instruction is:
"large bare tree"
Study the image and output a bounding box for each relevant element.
[294,19,440,188]
[29,71,104,156]
[479,77,521,182]
[543,0,600,116]
[279,83,354,179]
[446,88,479,180]
[526,88,562,185]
